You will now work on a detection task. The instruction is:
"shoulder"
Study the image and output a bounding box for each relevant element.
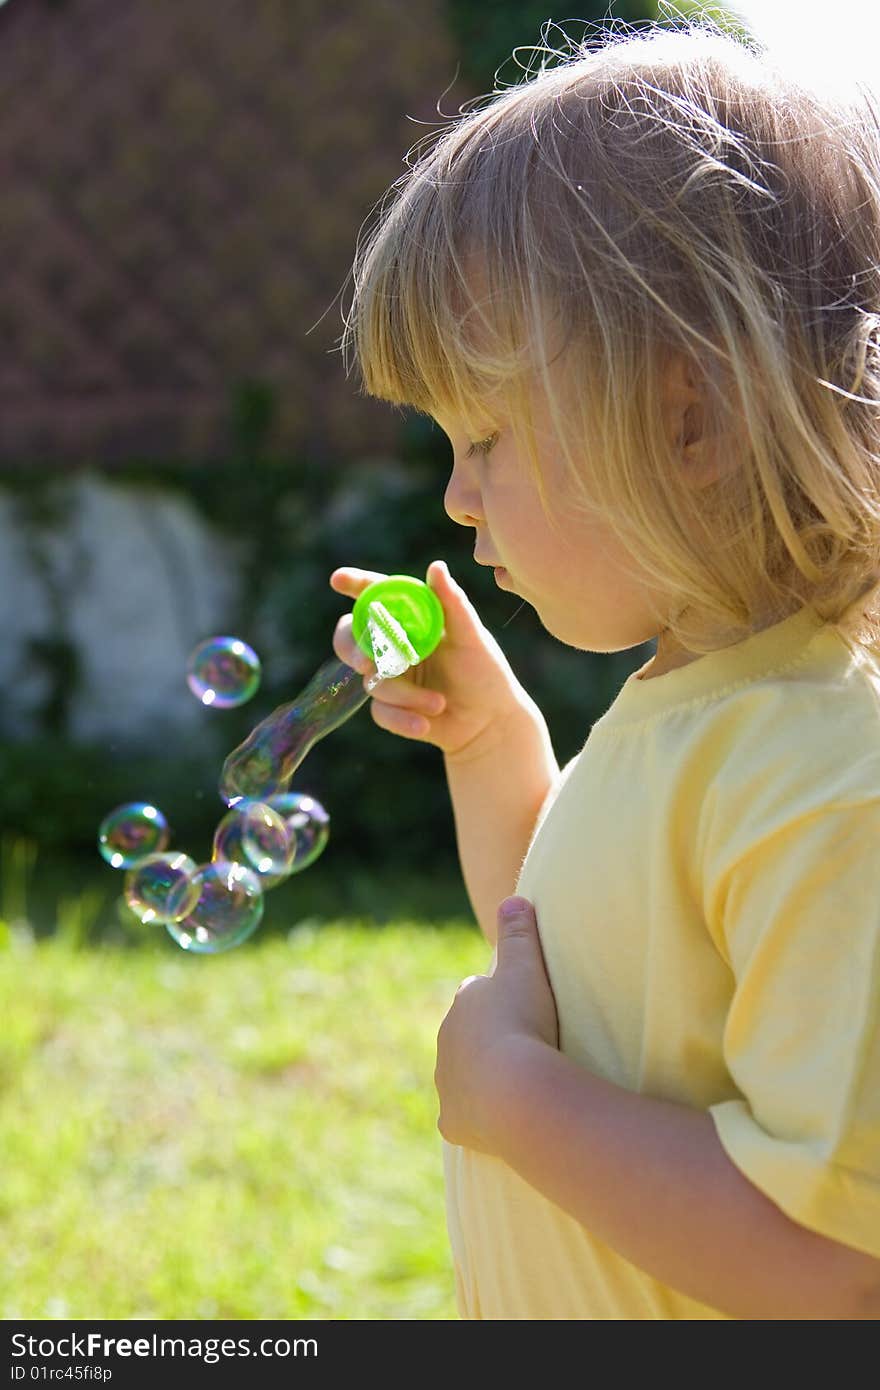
[691,628,880,878]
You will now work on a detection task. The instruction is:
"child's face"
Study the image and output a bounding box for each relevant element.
[434,387,683,666]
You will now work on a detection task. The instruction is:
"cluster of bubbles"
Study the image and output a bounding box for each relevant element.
[98,579,444,957]
[98,635,330,955]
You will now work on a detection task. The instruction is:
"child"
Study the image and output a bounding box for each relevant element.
[331,19,880,1318]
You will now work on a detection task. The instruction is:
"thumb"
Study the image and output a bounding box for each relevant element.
[426,559,487,642]
[495,896,542,968]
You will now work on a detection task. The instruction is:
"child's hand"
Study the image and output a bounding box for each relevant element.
[434,896,559,1154]
[329,561,538,759]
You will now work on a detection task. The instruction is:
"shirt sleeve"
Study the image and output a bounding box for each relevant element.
[706,797,880,1260]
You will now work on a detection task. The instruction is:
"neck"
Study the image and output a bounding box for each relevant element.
[639,629,699,681]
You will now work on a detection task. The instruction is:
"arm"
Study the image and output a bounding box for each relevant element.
[329,562,559,947]
[436,899,880,1321]
[444,704,558,945]
[493,1036,880,1320]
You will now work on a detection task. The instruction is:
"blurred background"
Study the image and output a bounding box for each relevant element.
[1,0,767,1323]
[0,0,746,941]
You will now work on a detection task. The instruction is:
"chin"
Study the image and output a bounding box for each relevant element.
[546,617,655,655]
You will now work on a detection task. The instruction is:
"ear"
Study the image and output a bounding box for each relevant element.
[662,352,732,490]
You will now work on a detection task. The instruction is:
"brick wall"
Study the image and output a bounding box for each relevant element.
[0,0,466,464]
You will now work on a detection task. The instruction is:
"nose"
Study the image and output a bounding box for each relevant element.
[444,455,483,529]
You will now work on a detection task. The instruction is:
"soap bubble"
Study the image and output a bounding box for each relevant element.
[212,801,295,888]
[165,860,264,954]
[267,791,330,872]
[219,656,368,804]
[187,636,261,709]
[241,801,295,877]
[98,802,170,869]
[124,852,200,925]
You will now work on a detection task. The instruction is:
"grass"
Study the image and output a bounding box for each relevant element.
[0,914,489,1320]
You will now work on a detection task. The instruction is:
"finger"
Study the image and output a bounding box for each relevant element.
[426,560,488,643]
[455,974,481,996]
[363,673,446,717]
[369,699,434,741]
[329,566,388,598]
[494,896,543,970]
[331,613,374,675]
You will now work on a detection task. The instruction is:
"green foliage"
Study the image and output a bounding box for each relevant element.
[444,2,750,95]
[0,834,37,937]
[0,922,487,1318]
[228,379,280,465]
[0,735,220,857]
[652,1,751,40]
[446,0,656,93]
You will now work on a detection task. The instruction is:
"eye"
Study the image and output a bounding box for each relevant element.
[466,431,499,459]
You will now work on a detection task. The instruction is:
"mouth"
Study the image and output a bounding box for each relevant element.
[474,554,511,586]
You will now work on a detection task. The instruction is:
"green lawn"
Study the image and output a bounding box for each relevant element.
[0,918,488,1320]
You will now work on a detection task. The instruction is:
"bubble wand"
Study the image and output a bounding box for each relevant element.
[218,575,445,806]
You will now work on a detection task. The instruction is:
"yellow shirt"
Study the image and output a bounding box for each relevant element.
[443,605,880,1319]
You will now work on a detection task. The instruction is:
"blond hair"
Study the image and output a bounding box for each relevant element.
[342,18,880,657]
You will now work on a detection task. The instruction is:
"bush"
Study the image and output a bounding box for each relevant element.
[0,413,651,879]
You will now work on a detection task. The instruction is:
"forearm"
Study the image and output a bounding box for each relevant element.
[444,705,558,946]
[489,1038,880,1320]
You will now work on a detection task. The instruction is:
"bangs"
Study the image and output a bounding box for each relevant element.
[342,94,543,429]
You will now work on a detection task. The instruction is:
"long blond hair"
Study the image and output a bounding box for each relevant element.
[342,18,880,657]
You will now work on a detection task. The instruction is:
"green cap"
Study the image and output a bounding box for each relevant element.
[351,575,445,665]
